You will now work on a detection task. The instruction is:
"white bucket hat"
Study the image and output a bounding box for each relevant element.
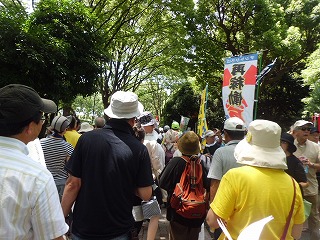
[78,122,94,133]
[234,119,287,169]
[104,91,144,119]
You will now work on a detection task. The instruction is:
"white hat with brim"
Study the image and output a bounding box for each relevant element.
[78,122,94,133]
[104,91,144,119]
[293,120,313,130]
[234,119,287,170]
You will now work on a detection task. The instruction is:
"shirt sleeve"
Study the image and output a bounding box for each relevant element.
[207,149,223,180]
[31,177,68,239]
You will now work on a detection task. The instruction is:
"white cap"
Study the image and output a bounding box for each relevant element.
[293,120,313,130]
[224,117,245,131]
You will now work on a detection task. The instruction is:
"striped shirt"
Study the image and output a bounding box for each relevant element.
[40,136,74,181]
[0,136,68,239]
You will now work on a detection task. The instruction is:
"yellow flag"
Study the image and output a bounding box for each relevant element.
[197,86,208,144]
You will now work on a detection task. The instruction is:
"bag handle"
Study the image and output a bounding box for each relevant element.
[280,177,296,240]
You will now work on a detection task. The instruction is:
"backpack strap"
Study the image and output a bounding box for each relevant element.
[180,155,202,189]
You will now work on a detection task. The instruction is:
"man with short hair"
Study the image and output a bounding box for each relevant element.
[94,116,106,128]
[61,91,153,240]
[292,120,320,240]
[0,84,68,239]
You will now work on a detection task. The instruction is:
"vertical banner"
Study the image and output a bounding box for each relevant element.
[222,53,258,127]
[197,85,208,139]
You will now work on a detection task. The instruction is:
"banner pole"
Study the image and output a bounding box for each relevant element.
[253,53,263,120]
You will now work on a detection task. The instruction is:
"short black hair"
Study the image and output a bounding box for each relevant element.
[0,111,42,137]
[224,129,245,140]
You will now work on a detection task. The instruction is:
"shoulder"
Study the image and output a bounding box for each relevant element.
[307,140,320,151]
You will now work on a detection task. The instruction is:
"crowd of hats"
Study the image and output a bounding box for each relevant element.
[2,85,319,171]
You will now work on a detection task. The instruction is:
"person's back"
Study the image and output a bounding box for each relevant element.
[213,166,303,239]
[207,120,304,240]
[41,115,74,201]
[61,91,153,239]
[159,131,210,240]
[0,84,68,239]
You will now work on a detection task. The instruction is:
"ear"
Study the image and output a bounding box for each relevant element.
[127,118,135,127]
[25,122,34,135]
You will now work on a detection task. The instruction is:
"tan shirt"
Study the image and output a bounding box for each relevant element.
[294,139,320,196]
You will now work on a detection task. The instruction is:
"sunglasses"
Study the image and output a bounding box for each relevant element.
[298,127,311,131]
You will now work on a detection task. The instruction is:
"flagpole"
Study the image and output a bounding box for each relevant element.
[204,84,208,117]
[253,54,263,120]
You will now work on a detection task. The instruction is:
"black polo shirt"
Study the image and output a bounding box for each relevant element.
[65,119,153,239]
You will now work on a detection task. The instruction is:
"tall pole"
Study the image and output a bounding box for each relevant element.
[253,54,263,120]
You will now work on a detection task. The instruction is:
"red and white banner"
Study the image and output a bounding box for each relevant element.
[222,53,258,127]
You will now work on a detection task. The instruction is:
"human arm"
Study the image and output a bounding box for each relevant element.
[136,186,153,201]
[53,237,65,240]
[206,208,223,230]
[61,175,81,217]
[291,224,303,239]
[299,181,309,188]
[308,161,320,171]
[209,179,220,203]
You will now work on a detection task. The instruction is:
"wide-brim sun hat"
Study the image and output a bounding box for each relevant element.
[78,122,94,133]
[177,131,200,156]
[234,119,287,169]
[104,91,143,119]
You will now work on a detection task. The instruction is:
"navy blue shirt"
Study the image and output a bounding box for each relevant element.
[66,119,153,239]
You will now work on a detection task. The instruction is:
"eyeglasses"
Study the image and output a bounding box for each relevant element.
[298,127,311,131]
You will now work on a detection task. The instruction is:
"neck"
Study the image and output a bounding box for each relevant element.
[297,138,307,145]
[52,132,64,138]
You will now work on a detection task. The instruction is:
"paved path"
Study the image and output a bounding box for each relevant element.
[138,207,212,240]
[138,207,313,240]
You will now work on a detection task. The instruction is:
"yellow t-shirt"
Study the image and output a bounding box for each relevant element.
[64,130,81,148]
[211,166,305,240]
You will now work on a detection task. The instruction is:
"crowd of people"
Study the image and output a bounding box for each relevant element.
[1,83,320,239]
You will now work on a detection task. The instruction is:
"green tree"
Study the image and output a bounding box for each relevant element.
[91,0,193,107]
[162,82,199,130]
[302,44,320,115]
[72,93,104,123]
[191,0,320,124]
[0,0,102,104]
